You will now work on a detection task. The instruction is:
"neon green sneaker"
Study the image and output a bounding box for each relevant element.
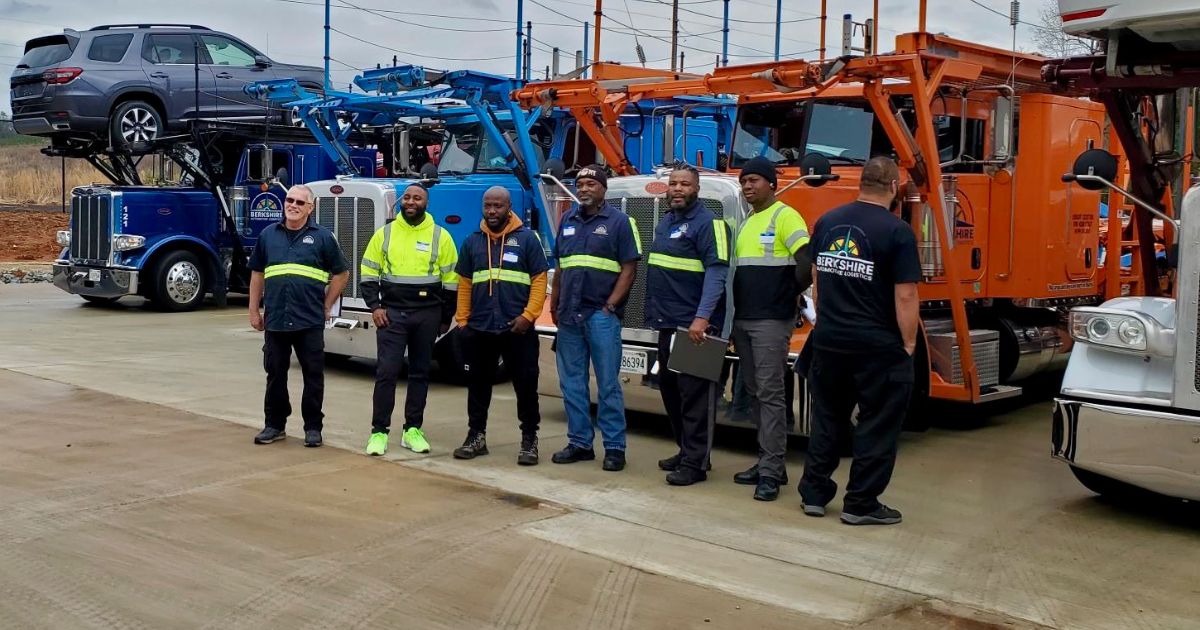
[365,432,388,456]
[401,427,431,453]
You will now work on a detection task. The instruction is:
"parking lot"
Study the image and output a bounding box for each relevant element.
[3,283,1199,629]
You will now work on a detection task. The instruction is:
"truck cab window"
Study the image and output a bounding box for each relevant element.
[732,100,875,167]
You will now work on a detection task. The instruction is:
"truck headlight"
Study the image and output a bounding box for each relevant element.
[1070,308,1164,354]
[56,230,71,247]
[111,234,146,252]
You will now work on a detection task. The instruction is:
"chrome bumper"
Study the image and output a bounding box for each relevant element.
[1053,397,1200,501]
[51,263,137,298]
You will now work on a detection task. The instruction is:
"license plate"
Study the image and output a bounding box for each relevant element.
[88,269,101,282]
[13,82,43,99]
[619,349,648,375]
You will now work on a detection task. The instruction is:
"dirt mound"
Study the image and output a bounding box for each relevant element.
[0,207,68,262]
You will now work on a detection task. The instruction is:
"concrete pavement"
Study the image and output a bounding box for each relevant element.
[3,284,1199,629]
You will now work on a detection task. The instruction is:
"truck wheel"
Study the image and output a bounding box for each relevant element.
[110,100,163,152]
[81,295,120,306]
[148,250,207,312]
[1070,466,1144,502]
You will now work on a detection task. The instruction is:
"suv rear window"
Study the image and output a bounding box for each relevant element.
[18,35,76,68]
[141,34,198,64]
[87,34,133,63]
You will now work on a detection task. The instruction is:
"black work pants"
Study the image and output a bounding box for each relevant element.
[465,327,541,435]
[799,347,913,515]
[657,329,716,472]
[263,328,325,431]
[372,305,440,433]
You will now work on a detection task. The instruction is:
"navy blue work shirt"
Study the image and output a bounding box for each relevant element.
[645,199,730,330]
[552,202,642,325]
[248,221,349,332]
[456,224,548,333]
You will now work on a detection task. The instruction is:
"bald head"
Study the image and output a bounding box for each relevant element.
[482,186,514,231]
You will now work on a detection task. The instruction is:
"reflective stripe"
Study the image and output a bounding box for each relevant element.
[440,263,457,274]
[381,221,393,273]
[429,225,442,276]
[472,269,532,285]
[765,204,787,258]
[560,254,621,273]
[647,252,705,272]
[785,229,810,250]
[628,216,642,255]
[361,258,382,271]
[712,218,729,261]
[382,273,440,284]
[736,256,795,267]
[360,264,381,278]
[442,282,458,291]
[264,263,330,283]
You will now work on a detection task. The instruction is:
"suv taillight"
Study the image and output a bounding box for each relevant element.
[42,67,83,84]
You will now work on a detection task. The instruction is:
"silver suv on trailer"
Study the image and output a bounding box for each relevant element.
[9,24,325,151]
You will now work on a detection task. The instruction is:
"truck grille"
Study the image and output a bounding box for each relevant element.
[616,196,726,330]
[70,192,113,263]
[928,329,1001,388]
[316,196,375,299]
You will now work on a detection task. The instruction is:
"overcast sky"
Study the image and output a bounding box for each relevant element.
[1,0,1047,116]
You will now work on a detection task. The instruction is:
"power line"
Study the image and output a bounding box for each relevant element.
[334,0,510,33]
[329,26,511,62]
[966,0,1051,30]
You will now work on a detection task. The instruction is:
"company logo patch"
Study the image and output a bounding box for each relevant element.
[578,167,600,179]
[593,224,609,236]
[302,235,315,245]
[816,226,874,281]
[506,236,519,247]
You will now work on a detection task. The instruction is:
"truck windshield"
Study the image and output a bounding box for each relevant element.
[731,101,874,167]
[438,124,515,175]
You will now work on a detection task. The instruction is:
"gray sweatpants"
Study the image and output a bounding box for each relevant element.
[732,318,795,481]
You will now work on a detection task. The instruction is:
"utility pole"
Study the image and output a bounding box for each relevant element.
[593,0,602,67]
[669,0,680,72]
[774,0,782,60]
[323,0,331,92]
[721,0,730,66]
[515,0,525,79]
[524,21,533,82]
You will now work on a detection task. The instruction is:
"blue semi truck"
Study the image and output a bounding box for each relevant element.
[49,121,376,310]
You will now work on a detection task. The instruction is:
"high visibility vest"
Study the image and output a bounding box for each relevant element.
[733,201,810,266]
[360,214,458,291]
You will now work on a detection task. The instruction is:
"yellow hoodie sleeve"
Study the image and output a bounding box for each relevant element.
[522,272,548,323]
[455,276,473,327]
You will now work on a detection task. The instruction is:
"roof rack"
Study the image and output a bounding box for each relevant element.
[89,24,211,31]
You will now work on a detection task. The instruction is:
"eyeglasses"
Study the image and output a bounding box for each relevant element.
[284,197,309,206]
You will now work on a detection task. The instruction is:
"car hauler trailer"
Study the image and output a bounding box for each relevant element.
[48,120,374,310]
[1044,2,1200,501]
[516,23,1137,433]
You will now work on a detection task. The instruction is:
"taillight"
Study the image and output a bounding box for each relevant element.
[1061,8,1107,22]
[42,67,83,84]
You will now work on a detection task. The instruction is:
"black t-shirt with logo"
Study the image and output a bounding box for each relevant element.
[810,200,921,354]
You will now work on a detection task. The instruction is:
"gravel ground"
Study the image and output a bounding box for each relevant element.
[1,264,53,284]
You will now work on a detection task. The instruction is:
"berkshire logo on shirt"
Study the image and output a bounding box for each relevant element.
[817,225,874,281]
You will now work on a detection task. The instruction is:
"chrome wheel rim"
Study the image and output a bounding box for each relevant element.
[164,261,201,304]
[120,107,158,143]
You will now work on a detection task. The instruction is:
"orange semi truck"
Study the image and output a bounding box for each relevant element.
[517,31,1139,430]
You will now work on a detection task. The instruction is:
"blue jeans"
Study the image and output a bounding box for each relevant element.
[555,310,627,451]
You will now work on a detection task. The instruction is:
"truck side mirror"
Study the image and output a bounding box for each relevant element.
[799,153,839,188]
[1063,149,1118,191]
[542,158,566,181]
[418,162,440,186]
[254,55,272,68]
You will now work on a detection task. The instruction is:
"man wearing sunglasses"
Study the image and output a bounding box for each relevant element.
[248,184,350,448]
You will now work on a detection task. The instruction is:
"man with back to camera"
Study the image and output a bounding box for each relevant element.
[645,163,731,486]
[360,183,458,456]
[249,184,349,448]
[798,156,921,525]
[549,165,642,472]
[451,186,548,465]
[730,156,812,501]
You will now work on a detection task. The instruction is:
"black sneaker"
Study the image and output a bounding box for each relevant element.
[657,453,682,471]
[666,467,707,486]
[734,464,787,485]
[304,430,322,448]
[254,427,286,444]
[841,505,902,525]
[453,431,488,460]
[802,503,826,517]
[602,450,626,472]
[754,477,781,501]
[551,444,595,464]
[517,434,539,466]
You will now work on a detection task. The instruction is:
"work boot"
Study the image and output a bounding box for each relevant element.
[754,477,781,502]
[551,444,595,464]
[666,467,707,486]
[253,427,286,444]
[734,464,786,486]
[841,505,902,526]
[657,452,683,471]
[453,430,488,460]
[304,430,322,448]
[602,450,626,472]
[517,433,539,466]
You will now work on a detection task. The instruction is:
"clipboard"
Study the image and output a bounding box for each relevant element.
[666,327,727,382]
